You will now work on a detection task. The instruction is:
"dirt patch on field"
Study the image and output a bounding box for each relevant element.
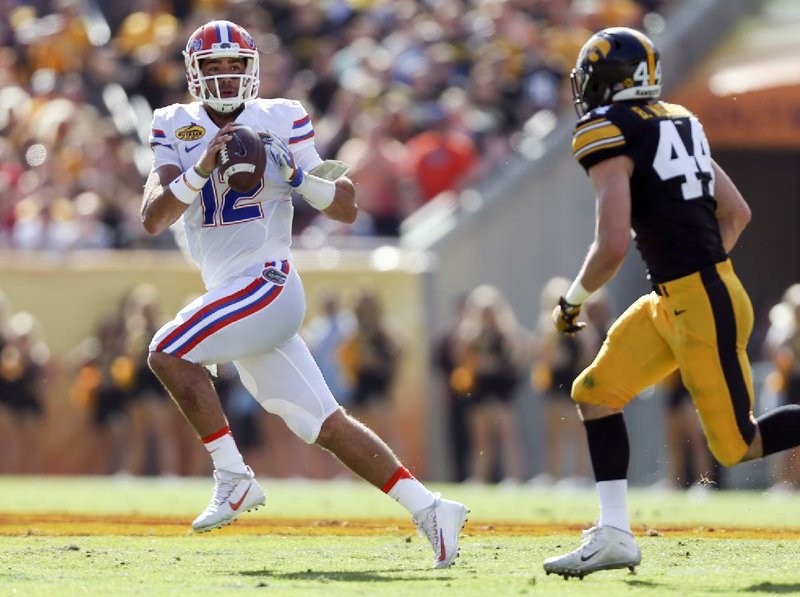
[2,513,800,539]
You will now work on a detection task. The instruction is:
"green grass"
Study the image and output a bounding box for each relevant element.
[1,477,799,595]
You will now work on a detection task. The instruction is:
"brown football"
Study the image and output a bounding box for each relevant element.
[217,125,266,192]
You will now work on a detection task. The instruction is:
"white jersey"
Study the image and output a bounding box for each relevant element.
[149,98,323,290]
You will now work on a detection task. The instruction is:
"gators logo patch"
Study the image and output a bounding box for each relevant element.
[261,267,287,285]
[175,123,206,141]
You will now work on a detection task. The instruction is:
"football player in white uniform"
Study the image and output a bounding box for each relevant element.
[140,20,468,568]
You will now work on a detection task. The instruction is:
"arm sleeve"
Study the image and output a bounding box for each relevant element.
[149,109,181,170]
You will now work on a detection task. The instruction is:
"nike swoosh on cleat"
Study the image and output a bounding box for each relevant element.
[438,529,446,562]
[674,309,687,316]
[228,483,251,511]
[185,143,201,153]
[580,548,602,562]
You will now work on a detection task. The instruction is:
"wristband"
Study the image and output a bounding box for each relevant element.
[296,172,335,211]
[168,164,209,205]
[565,279,592,306]
[194,162,212,178]
[289,166,305,188]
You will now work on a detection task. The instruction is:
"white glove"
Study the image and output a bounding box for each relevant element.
[262,131,304,187]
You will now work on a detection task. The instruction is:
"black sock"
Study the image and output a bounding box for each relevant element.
[757,405,800,457]
[584,413,629,482]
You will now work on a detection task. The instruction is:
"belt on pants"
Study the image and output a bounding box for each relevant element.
[651,262,723,297]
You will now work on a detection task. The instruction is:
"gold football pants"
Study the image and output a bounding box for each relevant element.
[572,259,756,466]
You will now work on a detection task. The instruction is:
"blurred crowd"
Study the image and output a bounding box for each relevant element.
[0,0,673,248]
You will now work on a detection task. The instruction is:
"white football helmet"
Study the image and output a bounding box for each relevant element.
[183,20,260,113]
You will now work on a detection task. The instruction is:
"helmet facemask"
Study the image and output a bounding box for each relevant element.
[570,64,608,118]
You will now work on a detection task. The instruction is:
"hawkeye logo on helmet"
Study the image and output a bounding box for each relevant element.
[585,38,612,63]
[176,123,206,141]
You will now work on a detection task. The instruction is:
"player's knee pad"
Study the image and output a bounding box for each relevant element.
[259,398,325,444]
[571,370,634,410]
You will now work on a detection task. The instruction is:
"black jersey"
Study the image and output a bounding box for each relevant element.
[571,101,727,283]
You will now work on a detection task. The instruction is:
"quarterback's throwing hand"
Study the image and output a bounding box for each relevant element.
[553,297,587,335]
[261,131,304,187]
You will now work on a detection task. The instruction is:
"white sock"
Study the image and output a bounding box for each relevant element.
[597,479,631,532]
[203,425,247,474]
[383,466,436,515]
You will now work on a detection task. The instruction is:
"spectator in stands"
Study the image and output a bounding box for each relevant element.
[761,284,800,492]
[455,285,527,484]
[0,308,49,473]
[337,111,411,237]
[68,311,131,474]
[403,101,480,204]
[434,293,472,482]
[339,288,402,447]
[303,289,355,407]
[118,283,180,477]
[1,0,674,248]
[529,277,593,488]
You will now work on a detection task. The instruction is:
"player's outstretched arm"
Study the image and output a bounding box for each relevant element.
[712,159,751,253]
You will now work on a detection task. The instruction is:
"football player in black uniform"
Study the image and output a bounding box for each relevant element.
[544,27,800,579]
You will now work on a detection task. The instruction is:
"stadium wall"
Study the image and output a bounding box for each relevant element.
[0,249,433,476]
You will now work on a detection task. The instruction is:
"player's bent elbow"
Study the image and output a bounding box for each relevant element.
[341,202,358,224]
[597,236,629,264]
[736,203,752,229]
[141,214,167,236]
[334,179,358,223]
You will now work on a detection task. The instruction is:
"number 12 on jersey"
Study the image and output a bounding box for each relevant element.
[653,119,715,200]
[200,176,265,227]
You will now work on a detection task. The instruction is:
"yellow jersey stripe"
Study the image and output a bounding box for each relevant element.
[574,137,625,160]
[572,121,624,154]
[575,117,613,134]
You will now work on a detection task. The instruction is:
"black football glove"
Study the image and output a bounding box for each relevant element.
[552,296,587,335]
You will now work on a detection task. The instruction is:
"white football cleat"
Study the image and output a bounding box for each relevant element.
[543,525,641,580]
[192,466,265,533]
[412,494,469,569]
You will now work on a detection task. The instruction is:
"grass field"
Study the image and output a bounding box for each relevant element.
[1,477,799,596]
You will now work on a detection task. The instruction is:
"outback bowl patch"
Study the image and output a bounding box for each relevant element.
[175,123,206,141]
[261,267,287,285]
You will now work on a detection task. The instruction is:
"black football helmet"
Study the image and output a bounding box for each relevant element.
[571,27,662,117]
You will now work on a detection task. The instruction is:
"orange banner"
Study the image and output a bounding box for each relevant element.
[671,84,800,149]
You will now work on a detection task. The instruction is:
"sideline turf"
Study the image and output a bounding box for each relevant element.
[1,477,799,595]
[0,476,798,527]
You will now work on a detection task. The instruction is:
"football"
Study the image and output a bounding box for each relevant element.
[217,125,266,192]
